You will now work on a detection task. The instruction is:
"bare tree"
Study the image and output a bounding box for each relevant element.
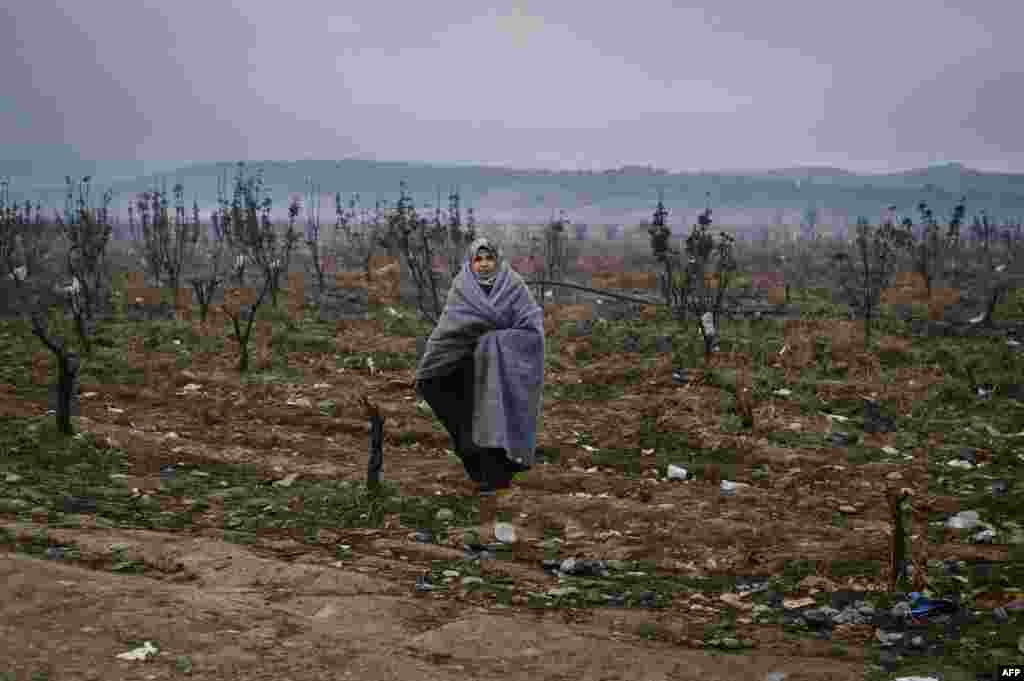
[647,189,686,315]
[303,179,329,300]
[977,217,1024,327]
[0,178,51,288]
[210,163,278,372]
[6,177,112,435]
[895,199,965,299]
[831,215,909,349]
[127,181,202,315]
[54,176,115,356]
[389,181,448,324]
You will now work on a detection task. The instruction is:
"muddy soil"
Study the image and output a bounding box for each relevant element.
[1,303,1018,680]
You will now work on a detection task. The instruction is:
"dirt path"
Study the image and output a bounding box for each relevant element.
[1,526,866,681]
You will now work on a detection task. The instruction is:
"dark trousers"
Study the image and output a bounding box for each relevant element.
[416,356,527,492]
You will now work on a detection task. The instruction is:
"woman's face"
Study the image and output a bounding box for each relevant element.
[471,251,497,276]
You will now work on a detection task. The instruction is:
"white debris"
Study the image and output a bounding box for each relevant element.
[495,522,517,544]
[946,459,974,469]
[273,473,299,488]
[881,446,900,455]
[974,528,996,543]
[773,388,792,396]
[666,464,689,480]
[946,510,981,530]
[115,641,159,661]
[720,480,749,495]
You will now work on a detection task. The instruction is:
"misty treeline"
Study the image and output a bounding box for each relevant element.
[3,163,1024,435]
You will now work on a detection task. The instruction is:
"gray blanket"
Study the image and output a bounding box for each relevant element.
[414,254,545,467]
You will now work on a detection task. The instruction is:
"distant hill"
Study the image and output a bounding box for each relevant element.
[3,158,1023,234]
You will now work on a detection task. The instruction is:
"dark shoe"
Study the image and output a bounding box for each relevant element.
[457,450,483,482]
[505,458,531,474]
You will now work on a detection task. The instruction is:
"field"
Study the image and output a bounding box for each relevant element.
[1,254,1022,680]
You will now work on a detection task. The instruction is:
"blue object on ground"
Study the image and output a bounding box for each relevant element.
[908,592,957,618]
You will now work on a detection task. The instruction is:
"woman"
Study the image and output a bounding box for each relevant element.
[414,237,545,544]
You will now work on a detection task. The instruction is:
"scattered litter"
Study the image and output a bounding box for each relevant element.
[946,510,981,530]
[116,641,159,661]
[494,522,517,544]
[666,464,688,481]
[946,459,974,469]
[876,630,905,645]
[720,480,749,495]
[908,592,957,619]
[773,388,792,396]
[975,528,996,543]
[44,547,67,560]
[990,479,1010,496]
[881,446,900,456]
[719,593,754,611]
[273,473,299,488]
[411,530,434,543]
[826,431,855,446]
[783,597,816,609]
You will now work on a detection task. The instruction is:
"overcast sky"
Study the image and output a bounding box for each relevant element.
[3,0,1021,175]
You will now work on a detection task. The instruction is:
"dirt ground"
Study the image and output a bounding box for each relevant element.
[0,304,1018,680]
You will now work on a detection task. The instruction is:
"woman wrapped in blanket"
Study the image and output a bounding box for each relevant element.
[414,237,545,545]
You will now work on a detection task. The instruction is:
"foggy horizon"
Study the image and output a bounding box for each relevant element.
[3,1,1022,176]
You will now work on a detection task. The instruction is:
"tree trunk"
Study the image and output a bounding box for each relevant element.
[56,351,80,436]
